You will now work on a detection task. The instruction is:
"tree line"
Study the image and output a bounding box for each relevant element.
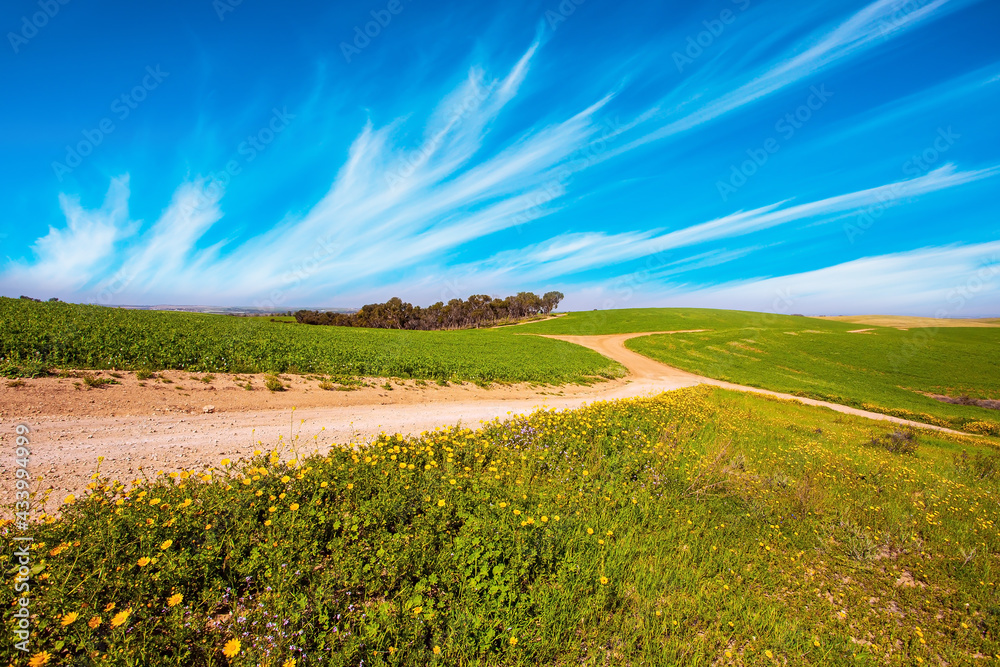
[294,291,564,330]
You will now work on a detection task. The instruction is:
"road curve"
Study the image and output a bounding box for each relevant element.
[5,331,975,509]
[539,331,972,436]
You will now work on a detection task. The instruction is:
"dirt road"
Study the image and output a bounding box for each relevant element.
[0,330,971,509]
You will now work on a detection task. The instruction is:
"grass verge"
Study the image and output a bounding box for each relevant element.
[4,387,999,665]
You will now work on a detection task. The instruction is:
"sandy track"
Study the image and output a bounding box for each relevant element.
[541,332,972,434]
[1,330,972,509]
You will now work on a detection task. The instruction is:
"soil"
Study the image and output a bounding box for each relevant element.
[0,331,978,511]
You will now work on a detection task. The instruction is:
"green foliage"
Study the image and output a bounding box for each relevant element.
[264,375,286,392]
[522,308,1000,434]
[953,449,1000,480]
[0,353,50,378]
[865,430,918,455]
[295,291,564,329]
[6,388,1000,665]
[0,297,622,384]
[81,374,119,389]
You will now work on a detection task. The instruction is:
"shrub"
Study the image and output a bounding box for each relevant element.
[82,374,119,389]
[0,355,50,378]
[865,429,917,455]
[965,421,1000,436]
[264,375,285,392]
[954,449,1000,480]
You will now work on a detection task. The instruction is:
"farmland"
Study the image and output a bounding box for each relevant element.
[0,298,623,384]
[520,309,1000,434]
[6,386,1000,665]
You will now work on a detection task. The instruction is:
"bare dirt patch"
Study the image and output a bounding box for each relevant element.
[817,315,1000,329]
[922,392,1000,412]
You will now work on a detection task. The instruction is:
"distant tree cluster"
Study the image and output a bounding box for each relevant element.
[294,291,564,330]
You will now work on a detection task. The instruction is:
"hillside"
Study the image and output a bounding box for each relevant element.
[520,309,1000,435]
[7,386,1000,665]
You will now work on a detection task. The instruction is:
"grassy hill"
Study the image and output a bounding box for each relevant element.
[516,307,792,335]
[521,309,1000,434]
[8,387,999,665]
[0,298,623,385]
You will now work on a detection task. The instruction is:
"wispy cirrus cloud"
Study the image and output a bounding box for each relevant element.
[438,163,998,287]
[610,0,980,154]
[641,240,1000,316]
[1,0,994,311]
[2,177,137,295]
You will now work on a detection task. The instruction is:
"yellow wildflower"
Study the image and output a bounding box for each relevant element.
[61,612,79,626]
[110,608,132,628]
[28,652,51,667]
[223,638,241,658]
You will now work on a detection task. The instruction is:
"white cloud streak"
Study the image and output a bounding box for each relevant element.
[0,0,989,308]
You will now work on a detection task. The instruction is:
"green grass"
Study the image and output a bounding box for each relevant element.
[628,323,1000,434]
[6,387,1000,665]
[516,307,781,335]
[0,298,623,384]
[521,308,1000,434]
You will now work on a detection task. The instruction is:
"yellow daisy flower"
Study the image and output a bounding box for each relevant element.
[110,608,132,628]
[28,652,51,667]
[223,638,241,658]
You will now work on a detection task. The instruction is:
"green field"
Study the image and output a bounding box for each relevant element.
[517,307,780,335]
[7,387,1000,665]
[521,309,1000,434]
[0,298,623,384]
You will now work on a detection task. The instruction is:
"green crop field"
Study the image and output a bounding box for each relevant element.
[521,309,1000,435]
[0,298,623,384]
[7,387,1000,665]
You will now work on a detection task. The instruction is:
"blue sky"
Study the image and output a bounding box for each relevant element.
[1,0,998,315]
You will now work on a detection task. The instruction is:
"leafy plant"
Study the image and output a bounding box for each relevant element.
[865,429,918,455]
